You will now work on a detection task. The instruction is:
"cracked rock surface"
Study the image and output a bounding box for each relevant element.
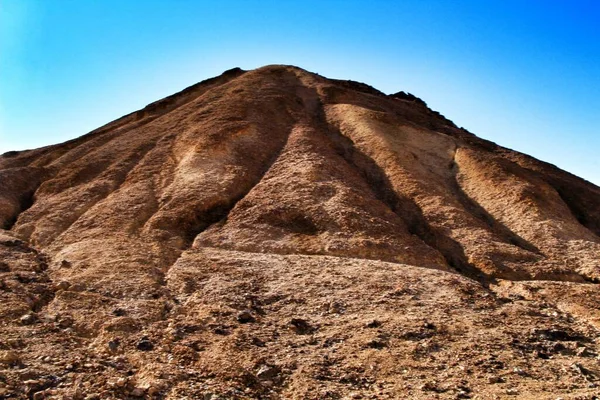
[1,65,600,399]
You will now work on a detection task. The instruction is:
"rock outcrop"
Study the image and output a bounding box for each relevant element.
[1,65,599,399]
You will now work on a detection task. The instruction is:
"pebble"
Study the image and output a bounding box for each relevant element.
[289,318,312,334]
[130,387,146,397]
[33,391,45,400]
[148,384,162,395]
[112,308,126,316]
[20,313,37,325]
[256,365,279,380]
[365,320,381,328]
[576,346,590,357]
[136,337,154,351]
[236,310,255,324]
[423,321,436,330]
[108,339,120,352]
[0,351,20,366]
[54,281,71,291]
[115,378,128,387]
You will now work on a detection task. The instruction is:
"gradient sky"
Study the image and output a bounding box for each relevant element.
[1,0,599,185]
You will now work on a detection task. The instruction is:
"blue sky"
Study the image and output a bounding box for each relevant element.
[1,0,599,185]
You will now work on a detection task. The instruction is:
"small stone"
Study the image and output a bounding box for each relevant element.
[54,281,70,291]
[108,339,120,352]
[130,387,146,397]
[69,283,86,292]
[365,320,381,328]
[366,339,387,349]
[236,310,255,324]
[56,313,74,329]
[328,301,345,314]
[212,326,229,335]
[136,336,154,351]
[112,308,126,316]
[20,313,37,325]
[506,388,519,395]
[0,350,20,366]
[423,321,436,330]
[256,365,279,380]
[115,378,128,387]
[60,260,72,268]
[289,318,312,334]
[148,384,163,395]
[33,391,45,400]
[576,346,590,357]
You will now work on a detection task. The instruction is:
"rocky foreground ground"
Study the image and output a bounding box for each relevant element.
[1,65,600,399]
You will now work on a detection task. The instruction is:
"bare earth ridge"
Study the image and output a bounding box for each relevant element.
[1,65,600,399]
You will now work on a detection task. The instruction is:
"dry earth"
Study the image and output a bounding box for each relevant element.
[1,65,600,399]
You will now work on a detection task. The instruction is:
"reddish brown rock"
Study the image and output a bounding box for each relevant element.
[1,65,599,398]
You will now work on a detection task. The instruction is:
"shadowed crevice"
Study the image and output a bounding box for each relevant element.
[180,126,294,250]
[449,148,542,255]
[4,189,37,231]
[310,115,488,282]
[553,186,600,240]
[0,167,48,232]
[43,140,162,247]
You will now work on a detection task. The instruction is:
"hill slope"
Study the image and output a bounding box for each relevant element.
[1,65,600,399]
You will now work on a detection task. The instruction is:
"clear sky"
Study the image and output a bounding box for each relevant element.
[1,0,599,185]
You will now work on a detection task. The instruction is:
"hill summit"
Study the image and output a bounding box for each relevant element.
[1,65,600,399]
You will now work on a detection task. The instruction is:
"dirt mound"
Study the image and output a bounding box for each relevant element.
[1,65,599,399]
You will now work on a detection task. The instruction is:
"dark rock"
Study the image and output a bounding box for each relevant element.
[0,261,10,272]
[423,321,436,330]
[535,329,585,342]
[256,365,279,380]
[236,310,255,324]
[112,308,126,316]
[136,337,154,351]
[20,313,37,325]
[390,91,428,107]
[56,313,74,329]
[54,280,70,291]
[366,339,387,349]
[290,318,312,334]
[108,339,120,352]
[212,326,229,335]
[365,319,381,328]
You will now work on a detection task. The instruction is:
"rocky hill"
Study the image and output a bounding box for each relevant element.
[1,65,600,399]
